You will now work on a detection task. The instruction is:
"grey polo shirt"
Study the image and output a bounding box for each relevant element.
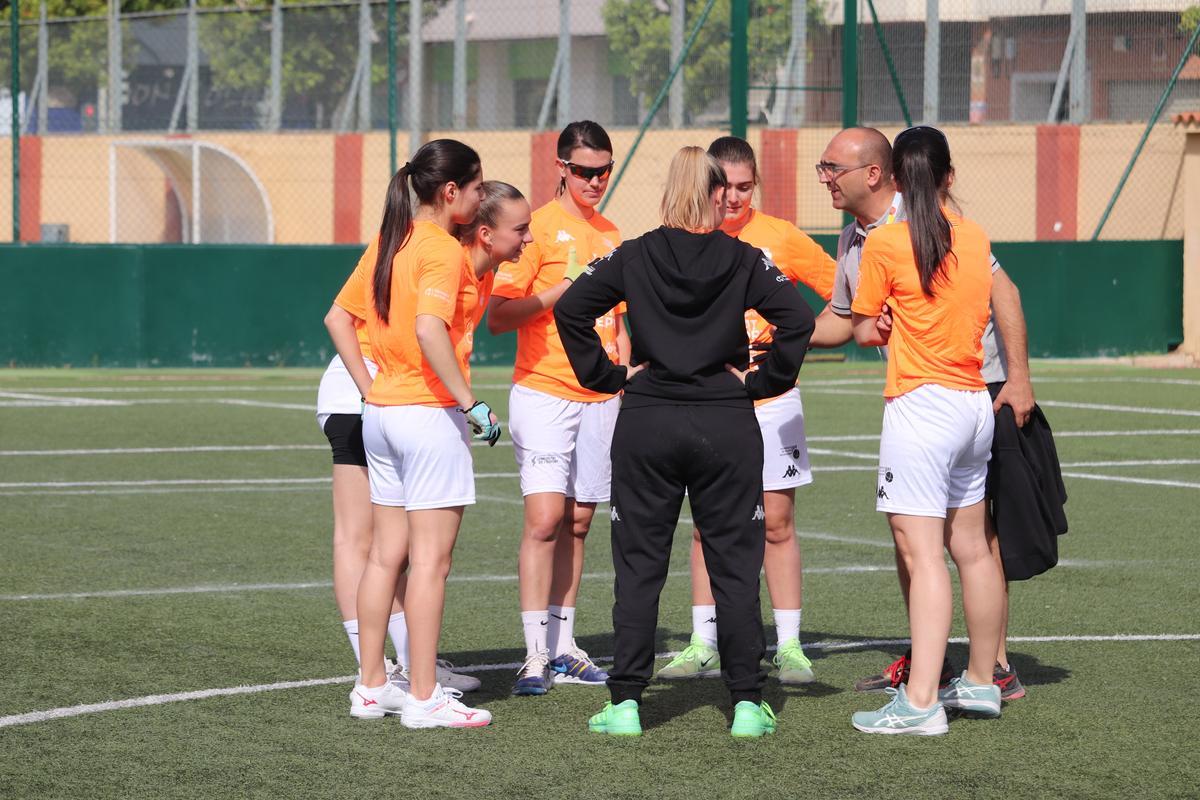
[831,194,1008,384]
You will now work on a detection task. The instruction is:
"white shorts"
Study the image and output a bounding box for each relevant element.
[362,404,475,510]
[316,354,378,431]
[508,384,619,503]
[876,383,994,518]
[756,388,813,491]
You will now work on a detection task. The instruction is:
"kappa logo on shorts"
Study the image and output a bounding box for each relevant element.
[877,486,889,500]
[751,504,765,521]
[610,505,622,523]
[782,464,799,479]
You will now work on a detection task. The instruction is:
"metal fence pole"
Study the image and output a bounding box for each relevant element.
[187,0,198,131]
[36,0,47,135]
[922,0,938,124]
[358,0,371,131]
[555,0,570,127]
[107,0,121,133]
[1069,0,1086,123]
[408,0,422,155]
[452,0,467,129]
[669,0,683,128]
[269,0,282,131]
[1092,21,1200,240]
[10,0,19,241]
[730,0,748,138]
[841,0,857,130]
[387,0,396,172]
[866,0,911,127]
[781,0,807,127]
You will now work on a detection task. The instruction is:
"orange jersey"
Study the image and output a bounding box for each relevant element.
[332,239,378,362]
[851,211,993,398]
[723,210,834,346]
[492,201,623,402]
[335,221,491,407]
[723,210,834,406]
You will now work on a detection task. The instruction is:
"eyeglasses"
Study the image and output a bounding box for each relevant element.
[814,162,870,180]
[561,160,614,181]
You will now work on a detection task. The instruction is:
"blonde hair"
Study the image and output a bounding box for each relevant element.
[659,146,726,231]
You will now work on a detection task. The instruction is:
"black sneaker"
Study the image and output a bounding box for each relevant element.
[993,662,1026,700]
[853,649,955,692]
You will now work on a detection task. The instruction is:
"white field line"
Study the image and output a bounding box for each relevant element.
[1039,400,1200,418]
[0,474,519,490]
[216,399,317,412]
[1061,472,1200,490]
[3,632,1197,729]
[1061,459,1200,468]
[807,448,877,461]
[0,444,327,457]
[0,564,898,603]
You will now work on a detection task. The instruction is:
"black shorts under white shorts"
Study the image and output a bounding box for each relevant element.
[323,413,367,467]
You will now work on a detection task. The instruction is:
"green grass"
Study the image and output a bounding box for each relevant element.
[1,363,1198,799]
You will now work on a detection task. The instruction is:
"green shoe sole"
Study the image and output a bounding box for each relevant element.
[588,721,642,736]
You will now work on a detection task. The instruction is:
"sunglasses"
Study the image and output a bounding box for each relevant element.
[561,160,614,181]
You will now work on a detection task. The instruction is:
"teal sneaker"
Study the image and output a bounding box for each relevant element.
[730,701,777,738]
[588,700,642,736]
[656,634,720,680]
[851,685,949,735]
[938,672,1002,717]
[772,638,815,684]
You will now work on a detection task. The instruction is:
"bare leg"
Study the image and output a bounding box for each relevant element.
[762,489,801,610]
[356,504,409,688]
[889,513,952,709]
[689,528,715,605]
[404,506,465,701]
[985,513,1011,669]
[332,465,403,624]
[517,492,567,612]
[548,499,596,608]
[947,501,1006,686]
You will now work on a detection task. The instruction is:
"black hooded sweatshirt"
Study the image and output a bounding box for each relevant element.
[554,226,815,409]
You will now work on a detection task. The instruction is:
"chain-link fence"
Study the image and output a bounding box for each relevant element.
[3,0,1197,244]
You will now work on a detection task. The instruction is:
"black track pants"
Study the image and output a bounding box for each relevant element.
[606,403,767,706]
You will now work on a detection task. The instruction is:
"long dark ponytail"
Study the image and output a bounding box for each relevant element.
[373,138,481,323]
[892,126,954,298]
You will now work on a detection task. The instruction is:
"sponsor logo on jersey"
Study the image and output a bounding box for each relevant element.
[556,230,576,243]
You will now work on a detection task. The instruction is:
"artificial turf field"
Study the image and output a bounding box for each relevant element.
[0,362,1197,799]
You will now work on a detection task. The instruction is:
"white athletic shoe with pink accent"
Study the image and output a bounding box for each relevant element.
[401,684,492,729]
[349,678,407,720]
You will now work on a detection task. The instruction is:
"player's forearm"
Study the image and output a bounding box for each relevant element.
[810,305,854,348]
[414,314,475,409]
[487,284,570,334]
[991,270,1031,381]
[851,313,887,347]
[324,304,373,398]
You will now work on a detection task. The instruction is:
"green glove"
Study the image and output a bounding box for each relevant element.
[460,401,502,447]
[563,246,588,282]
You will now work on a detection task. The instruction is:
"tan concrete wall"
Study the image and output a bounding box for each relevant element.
[0,123,1187,245]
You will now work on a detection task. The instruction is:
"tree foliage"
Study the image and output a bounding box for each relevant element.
[602,0,826,121]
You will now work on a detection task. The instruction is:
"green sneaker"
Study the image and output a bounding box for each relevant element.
[730,701,777,738]
[588,700,642,736]
[656,634,721,680]
[772,638,815,684]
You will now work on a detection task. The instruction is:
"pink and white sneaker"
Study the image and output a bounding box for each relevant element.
[349,678,407,720]
[401,683,492,729]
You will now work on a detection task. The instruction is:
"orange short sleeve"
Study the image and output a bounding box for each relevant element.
[334,239,377,321]
[784,226,836,301]
[413,237,464,325]
[850,234,892,318]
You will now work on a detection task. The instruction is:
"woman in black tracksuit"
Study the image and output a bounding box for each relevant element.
[554,147,815,738]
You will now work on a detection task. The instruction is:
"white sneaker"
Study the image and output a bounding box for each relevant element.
[349,678,407,720]
[401,684,492,729]
[386,659,481,693]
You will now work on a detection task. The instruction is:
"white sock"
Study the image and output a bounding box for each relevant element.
[387,612,409,667]
[521,610,549,657]
[547,605,576,658]
[693,604,718,648]
[773,608,802,646]
[343,619,362,665]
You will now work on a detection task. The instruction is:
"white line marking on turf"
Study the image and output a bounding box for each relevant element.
[216,399,317,411]
[0,564,897,603]
[1063,472,1200,490]
[4,633,1196,729]
[0,474,520,490]
[1061,459,1200,468]
[807,448,878,461]
[1039,400,1200,418]
[0,444,327,457]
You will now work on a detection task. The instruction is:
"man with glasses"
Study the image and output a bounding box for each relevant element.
[810,126,1036,702]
